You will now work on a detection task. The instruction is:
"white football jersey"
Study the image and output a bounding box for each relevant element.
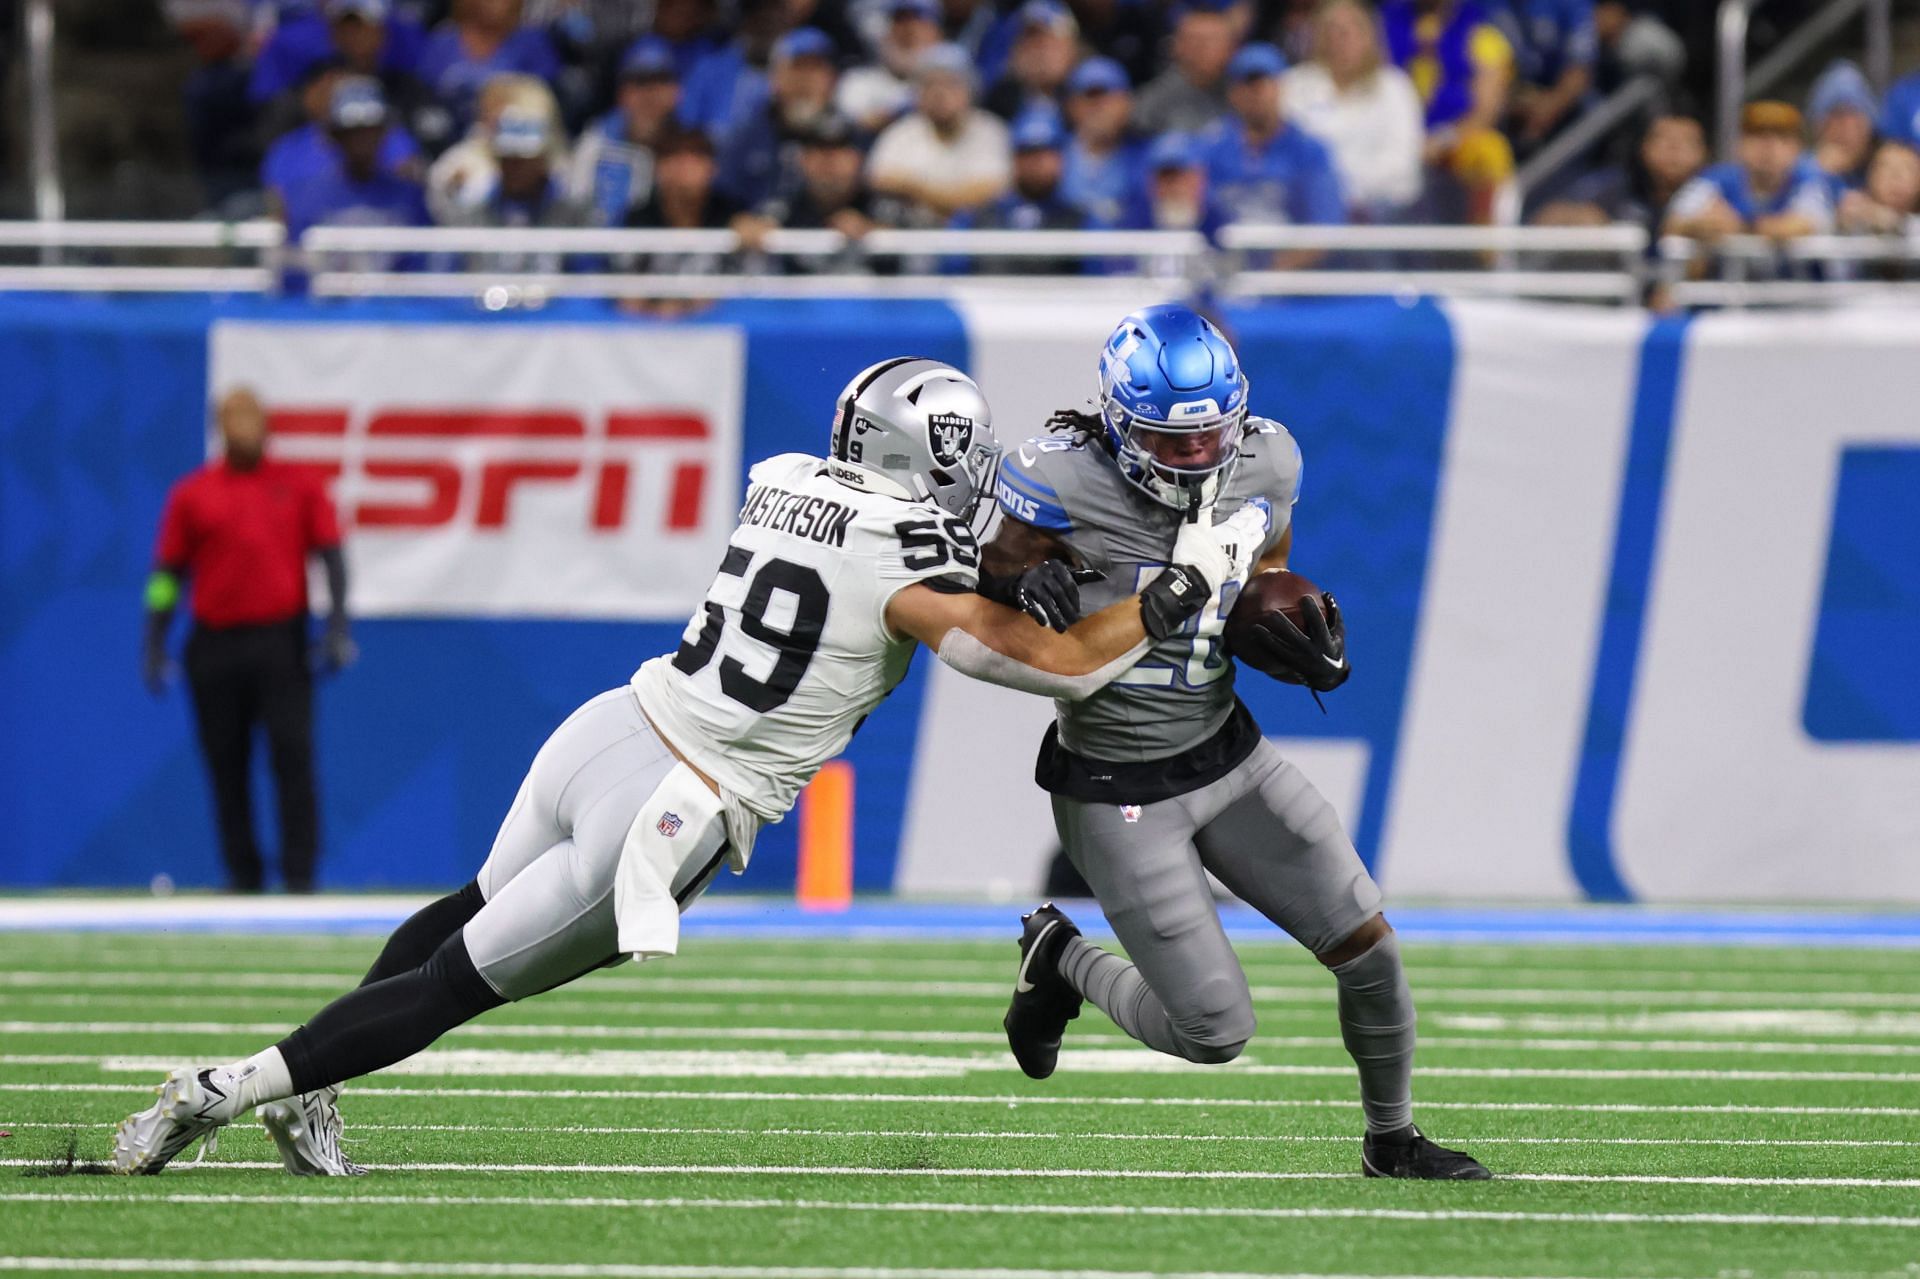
[632,453,981,824]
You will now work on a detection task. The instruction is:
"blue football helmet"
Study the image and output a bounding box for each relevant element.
[1097,304,1249,509]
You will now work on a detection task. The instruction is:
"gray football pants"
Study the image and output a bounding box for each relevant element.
[462,687,728,1000]
[1053,737,1397,1073]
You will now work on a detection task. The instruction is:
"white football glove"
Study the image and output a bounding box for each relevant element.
[1170,498,1232,594]
[1170,496,1273,594]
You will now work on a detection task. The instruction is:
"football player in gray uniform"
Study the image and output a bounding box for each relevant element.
[981,305,1490,1180]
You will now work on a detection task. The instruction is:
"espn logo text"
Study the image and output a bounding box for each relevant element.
[268,407,715,535]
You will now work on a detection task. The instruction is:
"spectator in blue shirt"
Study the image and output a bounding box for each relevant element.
[250,0,427,109]
[279,76,431,250]
[1494,0,1595,147]
[715,29,842,209]
[1119,131,1231,251]
[1665,101,1833,245]
[1060,56,1143,227]
[1807,61,1878,195]
[1203,41,1346,261]
[263,64,422,206]
[650,0,729,79]
[1881,68,1920,152]
[982,1,1080,121]
[417,0,561,139]
[952,108,1094,273]
[566,38,684,227]
[680,0,791,139]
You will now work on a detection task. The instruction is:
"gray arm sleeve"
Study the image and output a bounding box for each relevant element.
[935,627,1151,703]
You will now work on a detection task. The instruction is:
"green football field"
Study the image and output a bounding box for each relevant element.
[2,923,1917,1279]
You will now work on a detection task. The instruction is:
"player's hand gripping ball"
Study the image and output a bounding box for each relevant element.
[1224,571,1350,692]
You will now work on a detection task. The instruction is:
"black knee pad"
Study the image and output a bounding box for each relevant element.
[423,929,507,1019]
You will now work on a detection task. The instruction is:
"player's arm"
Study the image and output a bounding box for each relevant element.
[887,578,1196,702]
[889,510,1235,700]
[1251,525,1292,575]
[978,516,1095,632]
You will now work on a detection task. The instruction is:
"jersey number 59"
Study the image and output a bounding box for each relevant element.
[672,545,830,712]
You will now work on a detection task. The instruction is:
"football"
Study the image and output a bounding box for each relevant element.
[1224,570,1324,684]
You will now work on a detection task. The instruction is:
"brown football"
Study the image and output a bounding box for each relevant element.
[1224,570,1323,683]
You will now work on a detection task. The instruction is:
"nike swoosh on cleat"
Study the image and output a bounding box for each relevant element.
[1014,920,1059,995]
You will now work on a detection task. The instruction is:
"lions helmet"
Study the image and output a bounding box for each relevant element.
[826,357,1001,523]
[1097,304,1249,509]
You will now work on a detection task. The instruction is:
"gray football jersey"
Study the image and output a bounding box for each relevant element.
[993,418,1301,762]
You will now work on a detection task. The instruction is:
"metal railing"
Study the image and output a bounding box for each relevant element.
[1656,232,1920,307]
[1718,0,1896,163]
[1515,75,1666,205]
[300,222,1648,304]
[3,219,1920,309]
[24,0,61,226]
[0,219,285,292]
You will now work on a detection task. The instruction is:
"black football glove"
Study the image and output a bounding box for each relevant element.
[982,561,1104,632]
[1139,563,1213,641]
[1235,593,1350,692]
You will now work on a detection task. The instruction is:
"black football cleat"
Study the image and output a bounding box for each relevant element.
[1361,1127,1492,1180]
[1003,902,1084,1080]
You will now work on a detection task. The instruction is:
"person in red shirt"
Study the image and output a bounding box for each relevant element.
[145,387,356,893]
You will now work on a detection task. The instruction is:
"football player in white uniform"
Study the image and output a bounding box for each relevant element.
[111,356,1256,1176]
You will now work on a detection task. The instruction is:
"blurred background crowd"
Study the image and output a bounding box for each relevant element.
[7,0,1920,268]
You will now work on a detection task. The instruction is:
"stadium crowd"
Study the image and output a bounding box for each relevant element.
[131,0,1920,273]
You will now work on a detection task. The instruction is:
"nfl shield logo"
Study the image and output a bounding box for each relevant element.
[657,812,684,838]
[1120,805,1142,824]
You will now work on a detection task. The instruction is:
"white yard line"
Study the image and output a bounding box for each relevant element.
[11,1048,1920,1084]
[9,970,1920,1009]
[0,1258,1673,1279]
[5,1192,1920,1232]
[4,1119,1911,1148]
[9,1019,1920,1059]
[2,1158,1914,1187]
[15,948,1908,988]
[5,1080,1918,1117]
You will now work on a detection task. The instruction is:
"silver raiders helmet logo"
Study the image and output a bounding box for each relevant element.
[927,412,973,467]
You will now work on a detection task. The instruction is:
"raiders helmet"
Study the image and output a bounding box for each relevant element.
[825,357,1001,523]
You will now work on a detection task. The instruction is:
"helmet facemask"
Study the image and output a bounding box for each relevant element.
[918,437,1003,531]
[1102,391,1246,510]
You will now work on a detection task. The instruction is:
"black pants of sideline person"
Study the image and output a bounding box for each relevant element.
[184,618,319,893]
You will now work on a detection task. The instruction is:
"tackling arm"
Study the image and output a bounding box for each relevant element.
[890,508,1232,700]
[977,516,1095,632]
[885,584,1153,702]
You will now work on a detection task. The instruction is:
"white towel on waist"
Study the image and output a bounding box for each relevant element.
[613,761,728,961]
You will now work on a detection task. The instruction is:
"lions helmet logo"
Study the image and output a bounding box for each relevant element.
[927,412,974,467]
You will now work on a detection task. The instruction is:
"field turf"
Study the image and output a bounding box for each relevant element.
[1,920,1917,1278]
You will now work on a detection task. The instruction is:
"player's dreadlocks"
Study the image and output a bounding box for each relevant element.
[1045,404,1108,451]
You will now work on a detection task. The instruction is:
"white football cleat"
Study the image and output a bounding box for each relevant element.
[111,1067,235,1175]
[259,1086,366,1176]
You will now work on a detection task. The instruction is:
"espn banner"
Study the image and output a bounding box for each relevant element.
[208,323,744,619]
